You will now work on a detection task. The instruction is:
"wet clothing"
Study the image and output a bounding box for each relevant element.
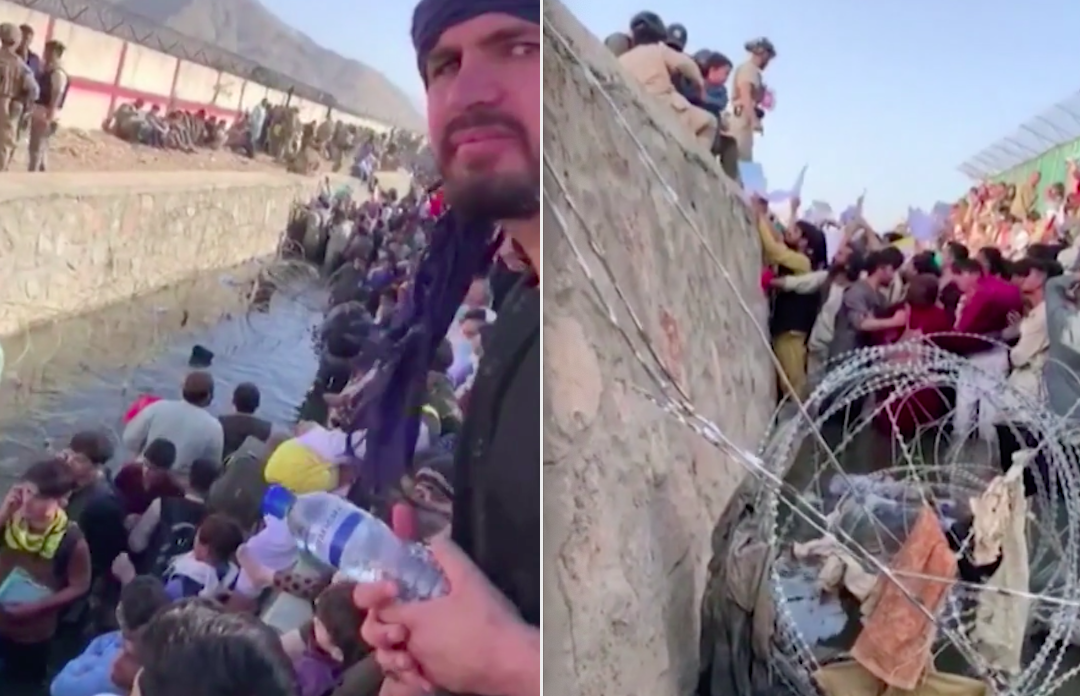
[452,278,541,630]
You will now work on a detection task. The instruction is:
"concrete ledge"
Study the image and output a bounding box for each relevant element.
[0,170,312,336]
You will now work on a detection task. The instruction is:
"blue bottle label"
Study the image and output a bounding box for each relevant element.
[307,506,364,569]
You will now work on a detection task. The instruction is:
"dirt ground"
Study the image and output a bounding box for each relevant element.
[6,128,291,173]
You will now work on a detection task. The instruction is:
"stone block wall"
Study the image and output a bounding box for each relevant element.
[542,3,776,696]
[0,171,310,336]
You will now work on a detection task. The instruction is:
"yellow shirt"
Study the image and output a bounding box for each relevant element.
[264,438,337,495]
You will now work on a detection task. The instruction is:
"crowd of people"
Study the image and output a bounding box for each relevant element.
[103,97,427,179]
[601,9,1080,491]
[0,1,541,695]
[949,167,1080,256]
[105,101,228,154]
[757,193,1080,492]
[0,177,525,696]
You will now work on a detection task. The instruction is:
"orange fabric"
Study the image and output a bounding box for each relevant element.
[851,506,958,691]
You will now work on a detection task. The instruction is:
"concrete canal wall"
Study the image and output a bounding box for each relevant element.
[0,170,310,337]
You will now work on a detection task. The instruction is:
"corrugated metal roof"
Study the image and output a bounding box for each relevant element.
[957,91,1080,180]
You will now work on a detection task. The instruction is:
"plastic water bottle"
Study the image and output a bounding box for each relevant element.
[262,484,448,601]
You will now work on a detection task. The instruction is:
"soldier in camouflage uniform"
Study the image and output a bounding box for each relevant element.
[329,122,355,172]
[0,23,36,170]
[314,114,333,157]
[267,105,286,160]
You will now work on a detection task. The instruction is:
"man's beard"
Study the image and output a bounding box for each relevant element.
[443,166,539,224]
[438,108,540,224]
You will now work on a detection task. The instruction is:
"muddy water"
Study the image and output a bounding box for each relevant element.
[0,263,326,489]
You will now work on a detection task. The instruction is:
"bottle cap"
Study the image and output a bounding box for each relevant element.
[262,484,296,520]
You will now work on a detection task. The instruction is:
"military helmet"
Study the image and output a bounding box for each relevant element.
[744,36,777,58]
[604,32,633,57]
[666,23,688,51]
[629,11,666,43]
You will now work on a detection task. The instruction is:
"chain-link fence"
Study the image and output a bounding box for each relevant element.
[14,0,340,109]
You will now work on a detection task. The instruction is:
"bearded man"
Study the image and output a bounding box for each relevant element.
[348,1,541,696]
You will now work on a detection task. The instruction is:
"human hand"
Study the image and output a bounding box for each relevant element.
[124,514,140,531]
[1,600,46,622]
[236,544,275,590]
[110,649,141,690]
[372,539,536,696]
[1007,310,1022,327]
[0,485,26,522]
[111,552,136,585]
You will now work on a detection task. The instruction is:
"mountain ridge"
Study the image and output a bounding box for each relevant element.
[102,0,424,131]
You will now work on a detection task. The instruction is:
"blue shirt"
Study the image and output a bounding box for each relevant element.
[24,51,41,77]
[50,631,124,696]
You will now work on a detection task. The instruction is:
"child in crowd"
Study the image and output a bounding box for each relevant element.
[50,575,171,696]
[161,513,244,600]
[282,582,371,696]
[114,512,243,600]
[113,437,183,515]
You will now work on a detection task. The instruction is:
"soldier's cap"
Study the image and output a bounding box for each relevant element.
[0,23,18,44]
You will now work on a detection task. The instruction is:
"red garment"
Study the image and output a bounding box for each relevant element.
[123,394,161,424]
[876,305,953,438]
[429,190,444,217]
[934,276,1022,355]
[760,268,775,294]
[113,463,185,515]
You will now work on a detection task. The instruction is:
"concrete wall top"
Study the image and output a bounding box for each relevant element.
[0,0,399,133]
[0,170,312,336]
[541,3,775,696]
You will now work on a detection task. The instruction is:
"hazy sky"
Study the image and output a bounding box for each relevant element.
[263,0,1080,225]
[260,0,427,108]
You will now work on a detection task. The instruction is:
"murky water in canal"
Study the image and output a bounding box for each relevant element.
[0,263,326,489]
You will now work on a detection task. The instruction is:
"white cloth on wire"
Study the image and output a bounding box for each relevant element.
[971,455,1030,674]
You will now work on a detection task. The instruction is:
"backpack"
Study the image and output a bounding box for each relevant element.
[151,520,199,579]
[146,497,207,578]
